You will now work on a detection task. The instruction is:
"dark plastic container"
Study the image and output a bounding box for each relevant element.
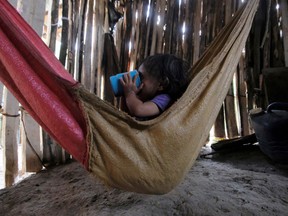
[249,102,288,163]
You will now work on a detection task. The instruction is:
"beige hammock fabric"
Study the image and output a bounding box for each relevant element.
[75,0,260,194]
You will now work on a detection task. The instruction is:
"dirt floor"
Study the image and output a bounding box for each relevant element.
[1,144,288,216]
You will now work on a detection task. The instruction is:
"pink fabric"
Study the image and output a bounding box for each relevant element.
[0,0,88,168]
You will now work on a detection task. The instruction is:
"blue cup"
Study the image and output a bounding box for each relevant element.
[109,70,141,96]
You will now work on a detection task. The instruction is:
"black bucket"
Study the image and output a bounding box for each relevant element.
[249,102,288,163]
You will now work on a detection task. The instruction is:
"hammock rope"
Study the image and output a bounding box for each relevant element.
[0,0,259,194]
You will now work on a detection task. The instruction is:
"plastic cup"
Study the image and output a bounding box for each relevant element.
[109,70,141,96]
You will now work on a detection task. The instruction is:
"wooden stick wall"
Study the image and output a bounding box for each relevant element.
[1,0,287,188]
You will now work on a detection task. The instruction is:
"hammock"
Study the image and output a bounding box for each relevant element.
[0,0,259,194]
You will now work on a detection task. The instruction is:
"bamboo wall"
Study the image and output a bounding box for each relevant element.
[0,0,287,188]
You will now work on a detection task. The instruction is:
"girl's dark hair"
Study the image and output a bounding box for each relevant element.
[140,54,190,100]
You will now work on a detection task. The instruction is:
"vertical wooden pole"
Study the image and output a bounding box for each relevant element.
[59,0,69,66]
[0,83,3,188]
[238,55,250,136]
[163,0,176,54]
[254,1,265,107]
[183,0,196,63]
[224,0,239,138]
[81,0,94,89]
[158,0,166,53]
[193,0,202,64]
[75,0,87,82]
[0,79,3,100]
[214,105,226,139]
[67,0,78,77]
[96,0,106,97]
[20,0,46,36]
[120,1,133,72]
[150,0,163,55]
[43,0,52,45]
[129,0,141,67]
[2,88,19,187]
[199,0,208,55]
[225,80,239,138]
[49,0,59,54]
[176,0,185,57]
[136,0,149,62]
[170,0,179,55]
[280,0,288,66]
[21,111,42,172]
[214,0,228,140]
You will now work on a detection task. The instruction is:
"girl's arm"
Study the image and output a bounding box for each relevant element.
[125,91,160,117]
[120,74,160,117]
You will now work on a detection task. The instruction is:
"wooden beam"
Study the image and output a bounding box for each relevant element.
[21,111,42,173]
[193,0,201,64]
[0,83,4,188]
[49,0,59,53]
[238,56,250,136]
[96,0,106,97]
[183,0,196,63]
[280,0,288,66]
[129,1,141,67]
[224,0,239,138]
[22,0,45,36]
[2,88,19,187]
[0,82,3,100]
[59,0,69,66]
[81,0,94,89]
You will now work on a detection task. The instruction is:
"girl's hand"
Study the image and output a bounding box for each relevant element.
[119,72,160,117]
[120,73,143,97]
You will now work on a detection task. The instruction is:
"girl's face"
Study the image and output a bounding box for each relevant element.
[137,64,162,101]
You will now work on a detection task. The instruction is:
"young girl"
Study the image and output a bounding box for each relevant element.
[120,54,190,119]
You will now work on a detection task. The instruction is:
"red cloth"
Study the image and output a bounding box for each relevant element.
[0,1,88,168]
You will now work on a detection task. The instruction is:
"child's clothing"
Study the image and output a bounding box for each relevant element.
[151,94,172,112]
[135,94,172,121]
